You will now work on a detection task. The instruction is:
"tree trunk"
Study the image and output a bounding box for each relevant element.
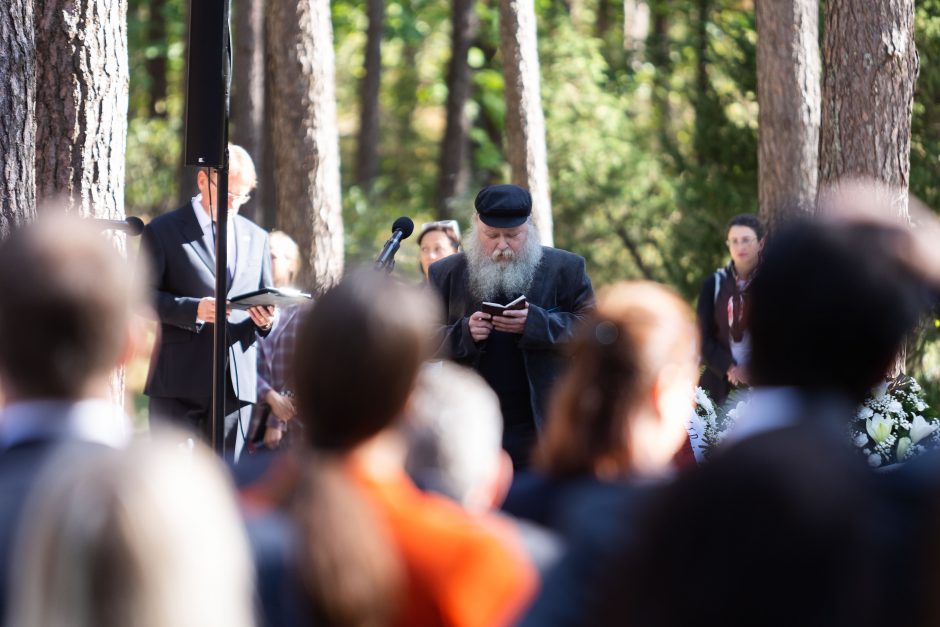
[817,0,918,377]
[756,0,820,231]
[623,0,650,62]
[356,0,384,189]
[500,0,554,246]
[34,0,129,220]
[817,0,918,222]
[438,0,478,218]
[267,0,344,293]
[34,0,129,406]
[145,0,168,117]
[232,0,266,222]
[0,0,36,237]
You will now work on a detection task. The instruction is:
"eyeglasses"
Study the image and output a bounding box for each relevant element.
[208,178,252,205]
[726,236,757,248]
[420,219,461,240]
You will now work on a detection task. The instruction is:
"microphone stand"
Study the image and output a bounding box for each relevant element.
[210,0,233,458]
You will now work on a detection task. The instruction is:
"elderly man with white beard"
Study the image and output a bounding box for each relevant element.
[428,184,594,470]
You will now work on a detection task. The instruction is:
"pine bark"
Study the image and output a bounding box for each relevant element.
[756,0,820,231]
[34,0,129,220]
[0,0,36,237]
[267,0,344,292]
[500,0,554,246]
[623,0,650,62]
[817,0,919,222]
[438,0,478,218]
[232,0,266,222]
[356,0,384,189]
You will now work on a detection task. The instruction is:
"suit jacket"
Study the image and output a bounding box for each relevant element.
[142,203,273,403]
[428,247,594,429]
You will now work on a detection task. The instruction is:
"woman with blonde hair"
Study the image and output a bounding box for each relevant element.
[7,437,255,627]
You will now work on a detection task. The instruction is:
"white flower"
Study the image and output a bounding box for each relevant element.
[854,433,869,448]
[916,401,927,412]
[897,437,912,460]
[887,399,904,415]
[868,453,883,467]
[866,414,895,444]
[727,401,747,421]
[858,406,874,420]
[909,415,938,445]
[695,387,715,415]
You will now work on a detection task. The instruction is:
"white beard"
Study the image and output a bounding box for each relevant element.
[464,223,543,302]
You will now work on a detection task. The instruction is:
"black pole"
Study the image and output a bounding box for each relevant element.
[210,0,233,457]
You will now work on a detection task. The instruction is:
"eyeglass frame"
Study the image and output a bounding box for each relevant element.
[208,176,252,205]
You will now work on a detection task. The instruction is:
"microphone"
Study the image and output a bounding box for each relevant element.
[374,216,414,272]
[92,216,145,236]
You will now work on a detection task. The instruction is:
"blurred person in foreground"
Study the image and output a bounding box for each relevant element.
[249,230,308,453]
[246,270,537,627]
[142,144,275,461]
[403,362,564,573]
[586,219,929,627]
[697,214,765,407]
[504,281,699,626]
[7,436,255,627]
[0,215,145,622]
[417,220,461,280]
[429,184,594,470]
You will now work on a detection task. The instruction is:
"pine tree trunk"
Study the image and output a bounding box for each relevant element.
[623,0,650,62]
[500,0,554,246]
[817,0,919,222]
[267,0,344,293]
[34,0,129,220]
[356,0,384,189]
[232,0,266,223]
[438,0,478,218]
[33,0,129,406]
[0,0,36,237]
[756,0,820,231]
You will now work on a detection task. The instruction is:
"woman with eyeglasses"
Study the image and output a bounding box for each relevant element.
[417,220,461,280]
[697,214,766,408]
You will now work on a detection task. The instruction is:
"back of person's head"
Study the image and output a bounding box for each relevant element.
[748,219,926,400]
[726,213,766,240]
[293,269,439,451]
[0,214,145,400]
[7,436,254,627]
[537,281,699,478]
[228,143,258,189]
[403,363,508,512]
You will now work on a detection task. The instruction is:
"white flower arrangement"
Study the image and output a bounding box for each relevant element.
[852,375,940,468]
[691,375,940,467]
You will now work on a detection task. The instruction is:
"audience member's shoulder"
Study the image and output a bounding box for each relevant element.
[428,252,467,281]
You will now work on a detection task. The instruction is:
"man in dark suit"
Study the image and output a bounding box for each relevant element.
[142,144,276,461]
[428,184,594,469]
[0,215,145,623]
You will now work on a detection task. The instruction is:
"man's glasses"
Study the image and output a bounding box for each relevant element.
[208,178,251,205]
[420,219,461,239]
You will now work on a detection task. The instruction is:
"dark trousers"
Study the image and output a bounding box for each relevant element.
[503,421,538,472]
[148,395,252,462]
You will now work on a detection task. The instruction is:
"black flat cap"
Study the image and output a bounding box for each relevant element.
[474,184,532,228]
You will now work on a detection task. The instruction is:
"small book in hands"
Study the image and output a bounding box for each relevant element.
[228,287,313,310]
[481,295,527,317]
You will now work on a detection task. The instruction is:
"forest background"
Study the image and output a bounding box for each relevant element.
[108,0,940,408]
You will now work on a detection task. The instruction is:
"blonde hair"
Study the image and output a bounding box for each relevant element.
[8,437,256,627]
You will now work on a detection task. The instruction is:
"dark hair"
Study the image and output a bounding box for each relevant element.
[726,214,766,241]
[291,270,438,626]
[293,269,439,451]
[536,282,697,477]
[748,220,925,400]
[417,226,460,251]
[0,216,144,399]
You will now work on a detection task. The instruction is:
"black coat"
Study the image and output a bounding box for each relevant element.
[141,204,273,403]
[428,247,594,429]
